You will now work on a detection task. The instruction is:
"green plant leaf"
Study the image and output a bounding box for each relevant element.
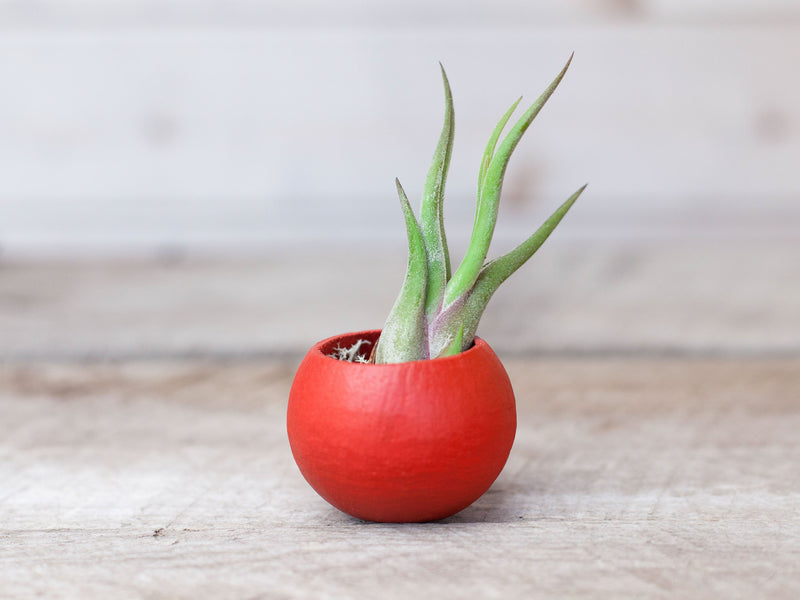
[444,54,573,306]
[472,183,586,310]
[420,64,455,318]
[375,179,430,364]
[430,184,584,357]
[477,96,522,197]
[435,324,463,358]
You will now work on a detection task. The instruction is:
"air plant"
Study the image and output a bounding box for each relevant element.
[370,55,586,364]
[289,55,587,522]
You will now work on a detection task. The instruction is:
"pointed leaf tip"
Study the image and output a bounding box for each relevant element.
[375,177,429,364]
[445,58,572,307]
[420,62,455,317]
[479,182,587,292]
[438,63,451,86]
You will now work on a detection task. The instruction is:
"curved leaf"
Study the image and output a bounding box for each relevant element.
[375,179,430,364]
[444,54,574,306]
[477,96,522,197]
[421,64,455,318]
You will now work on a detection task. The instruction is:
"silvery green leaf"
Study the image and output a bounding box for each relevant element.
[375,179,429,364]
[420,64,455,318]
[444,54,573,306]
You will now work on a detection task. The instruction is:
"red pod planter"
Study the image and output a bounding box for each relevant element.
[287,329,516,523]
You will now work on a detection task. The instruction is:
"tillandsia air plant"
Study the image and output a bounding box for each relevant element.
[356,54,586,364]
[288,55,587,523]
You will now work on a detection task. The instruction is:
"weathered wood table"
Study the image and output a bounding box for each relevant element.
[2,241,799,598]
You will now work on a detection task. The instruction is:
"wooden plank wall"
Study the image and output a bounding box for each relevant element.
[1,1,799,254]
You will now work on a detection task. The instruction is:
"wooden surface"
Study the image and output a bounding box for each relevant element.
[1,243,799,598]
[1,358,798,598]
[2,240,799,360]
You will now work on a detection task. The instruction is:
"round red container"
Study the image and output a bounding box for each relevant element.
[287,330,516,522]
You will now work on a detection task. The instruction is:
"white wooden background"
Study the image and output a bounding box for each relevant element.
[2,6,800,596]
[1,0,799,255]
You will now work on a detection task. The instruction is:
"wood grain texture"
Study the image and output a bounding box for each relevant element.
[1,24,798,252]
[1,357,798,598]
[2,0,799,29]
[1,241,798,361]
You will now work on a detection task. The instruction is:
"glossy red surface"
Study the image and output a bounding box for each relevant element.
[287,330,517,523]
